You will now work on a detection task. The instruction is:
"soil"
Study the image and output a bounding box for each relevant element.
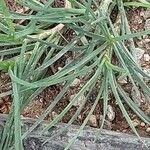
[1,0,150,138]
[0,72,11,114]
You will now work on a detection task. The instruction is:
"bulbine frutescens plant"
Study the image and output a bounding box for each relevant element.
[0,0,150,149]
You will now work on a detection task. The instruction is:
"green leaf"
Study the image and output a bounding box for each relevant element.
[64,74,105,150]
[12,65,23,150]
[0,59,15,71]
[124,2,150,8]
[0,0,15,36]
[109,70,148,148]
[118,85,150,125]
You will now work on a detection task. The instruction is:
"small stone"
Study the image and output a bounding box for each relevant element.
[35,115,39,118]
[58,67,63,71]
[145,19,150,30]
[143,54,150,62]
[145,38,150,43]
[132,114,136,119]
[70,78,80,87]
[107,105,115,121]
[143,11,150,20]
[52,111,58,118]
[140,11,145,17]
[140,122,145,127]
[143,69,150,75]
[39,98,43,103]
[146,127,150,133]
[136,39,145,48]
[134,15,143,24]
[135,48,145,60]
[133,119,140,127]
[118,78,128,84]
[145,105,150,114]
[69,94,85,107]
[65,57,72,65]
[78,115,82,119]
[143,68,150,82]
[131,87,142,107]
[89,115,97,127]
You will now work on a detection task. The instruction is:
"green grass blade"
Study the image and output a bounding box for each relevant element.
[118,85,150,124]
[109,69,148,149]
[41,62,104,134]
[42,73,101,144]
[94,67,109,141]
[0,43,35,56]
[124,2,150,8]
[0,59,15,71]
[64,76,105,150]
[12,65,23,150]
[0,0,15,36]
[22,82,70,139]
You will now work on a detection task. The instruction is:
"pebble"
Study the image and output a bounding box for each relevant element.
[143,69,150,75]
[118,78,128,84]
[35,115,39,118]
[65,57,72,65]
[143,69,150,82]
[143,54,150,62]
[52,111,58,118]
[134,48,145,60]
[89,115,97,127]
[133,119,140,127]
[146,127,150,133]
[69,94,85,107]
[131,87,142,107]
[145,107,150,114]
[70,78,80,87]
[145,38,150,43]
[140,122,145,127]
[78,115,82,119]
[134,15,143,24]
[58,67,63,71]
[145,19,150,30]
[136,40,144,48]
[143,10,150,20]
[107,105,115,121]
[39,98,43,103]
[132,114,136,119]
[140,11,145,18]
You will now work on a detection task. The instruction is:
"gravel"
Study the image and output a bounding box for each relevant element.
[70,78,81,87]
[69,94,85,107]
[143,54,150,62]
[145,19,150,30]
[89,115,97,127]
[135,48,145,60]
[107,105,115,121]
